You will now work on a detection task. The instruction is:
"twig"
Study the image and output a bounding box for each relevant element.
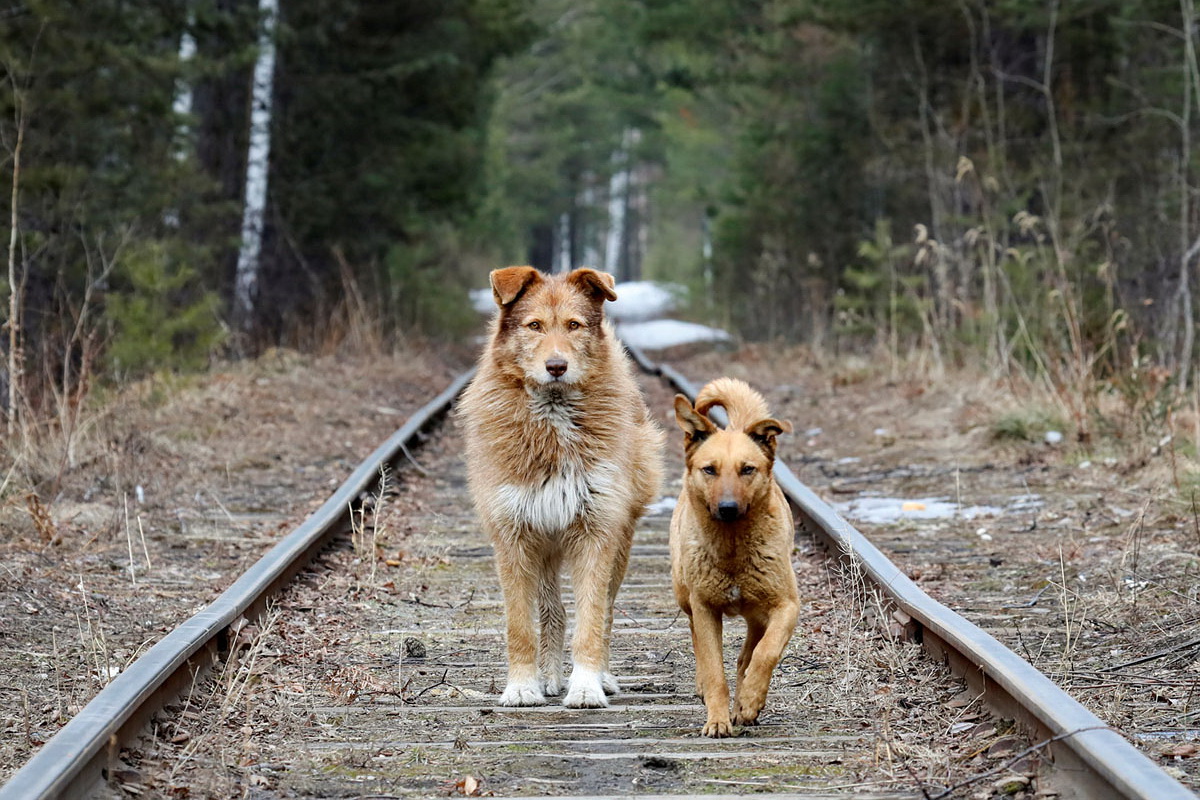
[1101,636,1200,673]
[1003,583,1051,609]
[397,441,429,476]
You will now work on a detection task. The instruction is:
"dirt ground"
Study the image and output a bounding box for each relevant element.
[1,339,1197,797]
[0,346,464,784]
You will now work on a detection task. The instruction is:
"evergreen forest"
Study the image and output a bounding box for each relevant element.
[4,0,1200,424]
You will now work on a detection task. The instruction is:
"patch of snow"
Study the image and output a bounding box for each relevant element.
[469,287,494,314]
[608,281,681,321]
[645,496,677,516]
[616,319,732,351]
[835,495,1002,525]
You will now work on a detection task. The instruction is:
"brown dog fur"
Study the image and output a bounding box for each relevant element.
[458,266,663,708]
[669,377,799,737]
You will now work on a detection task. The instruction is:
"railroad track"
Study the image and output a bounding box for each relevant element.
[1,348,1193,799]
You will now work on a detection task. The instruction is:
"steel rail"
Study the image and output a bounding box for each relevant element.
[0,370,475,800]
[630,345,1195,800]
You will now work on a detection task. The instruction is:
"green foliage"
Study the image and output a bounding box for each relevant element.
[385,224,486,340]
[104,242,225,377]
[990,408,1066,443]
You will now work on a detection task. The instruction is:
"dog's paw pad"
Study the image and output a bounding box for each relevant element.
[563,668,608,708]
[498,680,546,707]
[601,671,620,695]
[702,719,734,738]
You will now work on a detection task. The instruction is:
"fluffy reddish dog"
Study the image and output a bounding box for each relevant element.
[669,377,798,737]
[459,266,663,708]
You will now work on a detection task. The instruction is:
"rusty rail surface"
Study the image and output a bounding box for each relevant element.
[628,344,1195,800]
[0,371,474,800]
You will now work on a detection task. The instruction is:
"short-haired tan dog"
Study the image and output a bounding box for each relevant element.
[669,377,799,737]
[459,266,663,708]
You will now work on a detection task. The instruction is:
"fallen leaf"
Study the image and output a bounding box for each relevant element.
[1165,743,1199,758]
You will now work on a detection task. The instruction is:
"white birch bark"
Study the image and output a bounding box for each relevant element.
[164,20,196,228]
[603,129,633,276]
[555,212,571,273]
[172,26,196,156]
[234,0,279,326]
[581,176,601,267]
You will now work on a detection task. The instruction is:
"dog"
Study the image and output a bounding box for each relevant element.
[458,266,663,708]
[669,377,798,737]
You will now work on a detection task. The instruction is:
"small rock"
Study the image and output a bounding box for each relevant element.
[403,637,427,659]
[1044,430,1063,445]
[993,774,1030,795]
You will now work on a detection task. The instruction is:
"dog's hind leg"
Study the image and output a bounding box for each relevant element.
[599,521,635,696]
[537,549,565,696]
[733,599,799,726]
[494,539,547,707]
[734,616,767,713]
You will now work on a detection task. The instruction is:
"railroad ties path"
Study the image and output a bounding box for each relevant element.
[121,384,1015,798]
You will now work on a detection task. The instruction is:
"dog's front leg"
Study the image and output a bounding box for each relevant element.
[732,599,798,726]
[563,537,613,708]
[537,549,565,696]
[690,602,732,737]
[494,540,546,706]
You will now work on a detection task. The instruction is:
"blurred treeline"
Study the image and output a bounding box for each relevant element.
[494,0,1200,423]
[4,0,1200,411]
[0,0,531,425]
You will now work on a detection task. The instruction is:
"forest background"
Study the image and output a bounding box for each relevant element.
[3,0,1200,445]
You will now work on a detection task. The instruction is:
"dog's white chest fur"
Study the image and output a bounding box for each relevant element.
[496,460,617,533]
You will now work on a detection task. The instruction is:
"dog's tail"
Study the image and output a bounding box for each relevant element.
[694,377,770,430]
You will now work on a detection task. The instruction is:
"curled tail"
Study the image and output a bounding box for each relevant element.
[694,377,771,431]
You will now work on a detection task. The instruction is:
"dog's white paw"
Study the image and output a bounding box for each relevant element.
[601,671,620,695]
[563,667,609,708]
[498,678,546,707]
[541,672,563,697]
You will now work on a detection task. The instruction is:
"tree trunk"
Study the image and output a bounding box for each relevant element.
[604,129,632,278]
[6,87,24,437]
[234,0,279,330]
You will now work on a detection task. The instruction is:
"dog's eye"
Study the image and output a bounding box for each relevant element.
[568,320,581,330]
[527,321,541,331]
[701,465,717,476]
[739,465,756,476]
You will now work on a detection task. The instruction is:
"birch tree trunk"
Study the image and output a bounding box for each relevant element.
[171,22,196,161]
[1177,0,1199,389]
[6,85,24,437]
[604,130,632,278]
[555,212,571,273]
[234,0,279,329]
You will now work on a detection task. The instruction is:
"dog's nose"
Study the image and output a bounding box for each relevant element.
[717,501,740,521]
[546,357,568,378]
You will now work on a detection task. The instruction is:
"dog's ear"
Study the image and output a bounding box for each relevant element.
[566,268,618,303]
[745,417,792,460]
[674,394,716,451]
[491,266,542,307]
